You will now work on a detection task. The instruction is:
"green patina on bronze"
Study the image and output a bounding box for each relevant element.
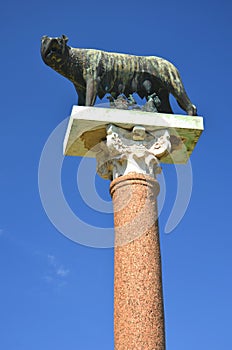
[41,35,197,116]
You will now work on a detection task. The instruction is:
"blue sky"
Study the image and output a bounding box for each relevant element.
[1,0,232,349]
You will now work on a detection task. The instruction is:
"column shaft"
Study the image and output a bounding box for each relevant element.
[110,173,165,350]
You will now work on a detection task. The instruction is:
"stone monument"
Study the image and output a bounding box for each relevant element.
[41,35,204,350]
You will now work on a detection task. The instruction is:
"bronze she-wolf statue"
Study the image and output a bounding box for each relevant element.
[41,34,197,115]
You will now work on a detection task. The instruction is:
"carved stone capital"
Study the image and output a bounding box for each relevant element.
[96,124,171,180]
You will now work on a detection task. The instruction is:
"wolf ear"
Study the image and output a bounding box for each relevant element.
[61,34,69,43]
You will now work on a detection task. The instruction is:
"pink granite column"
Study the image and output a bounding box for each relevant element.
[110,172,165,350]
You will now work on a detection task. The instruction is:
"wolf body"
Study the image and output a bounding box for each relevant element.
[41,35,197,115]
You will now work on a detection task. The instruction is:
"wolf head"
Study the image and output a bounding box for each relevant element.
[41,34,69,68]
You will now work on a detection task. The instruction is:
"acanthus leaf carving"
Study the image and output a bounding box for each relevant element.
[96,124,171,180]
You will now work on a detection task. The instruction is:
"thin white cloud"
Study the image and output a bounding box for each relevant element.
[0,229,4,236]
[45,254,70,284]
[47,254,56,267]
[56,267,70,277]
